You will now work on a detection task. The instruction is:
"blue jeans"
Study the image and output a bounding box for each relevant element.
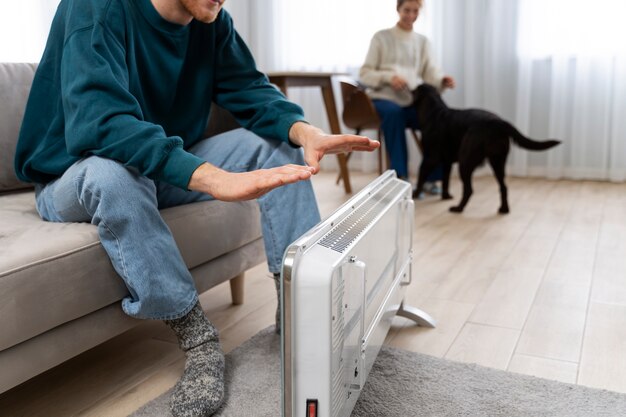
[34,128,321,320]
[373,99,441,181]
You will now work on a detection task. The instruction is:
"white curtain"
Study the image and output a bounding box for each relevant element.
[0,1,60,63]
[512,0,626,181]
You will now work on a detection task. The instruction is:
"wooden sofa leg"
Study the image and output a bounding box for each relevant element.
[229,273,245,305]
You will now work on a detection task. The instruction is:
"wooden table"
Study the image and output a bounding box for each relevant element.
[268,72,352,194]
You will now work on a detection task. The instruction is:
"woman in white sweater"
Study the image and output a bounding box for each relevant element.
[360,0,455,186]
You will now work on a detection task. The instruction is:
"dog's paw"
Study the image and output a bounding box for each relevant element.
[441,193,453,200]
[498,206,510,214]
[449,206,463,213]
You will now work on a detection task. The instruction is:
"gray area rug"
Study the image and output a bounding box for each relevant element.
[130,327,626,416]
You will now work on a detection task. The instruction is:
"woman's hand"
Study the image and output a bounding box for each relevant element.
[442,76,456,89]
[390,75,409,91]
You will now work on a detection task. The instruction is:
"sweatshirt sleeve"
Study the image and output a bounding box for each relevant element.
[212,11,306,144]
[359,33,396,89]
[61,23,205,190]
[419,37,445,90]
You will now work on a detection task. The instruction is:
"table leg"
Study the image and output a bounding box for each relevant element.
[274,81,288,96]
[321,84,352,194]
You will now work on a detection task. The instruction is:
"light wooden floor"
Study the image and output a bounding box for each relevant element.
[1,171,626,416]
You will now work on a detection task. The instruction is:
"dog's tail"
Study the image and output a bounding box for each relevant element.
[495,120,561,151]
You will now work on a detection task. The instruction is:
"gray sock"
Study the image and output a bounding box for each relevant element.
[165,302,225,417]
[273,273,281,335]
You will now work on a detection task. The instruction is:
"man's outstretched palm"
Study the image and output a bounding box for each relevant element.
[188,163,315,201]
[188,123,379,202]
[290,122,379,173]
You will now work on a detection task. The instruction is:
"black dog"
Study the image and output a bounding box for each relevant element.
[412,84,560,214]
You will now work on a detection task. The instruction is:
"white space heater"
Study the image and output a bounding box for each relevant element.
[281,170,436,417]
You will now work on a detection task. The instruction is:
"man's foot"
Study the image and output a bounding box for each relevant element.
[165,302,225,417]
[273,273,281,334]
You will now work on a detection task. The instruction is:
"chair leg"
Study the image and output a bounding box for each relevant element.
[336,152,353,185]
[377,130,384,175]
[410,129,424,154]
[378,130,391,174]
[337,128,360,186]
[230,273,245,305]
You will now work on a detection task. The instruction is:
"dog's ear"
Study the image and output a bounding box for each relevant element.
[420,83,448,108]
[421,84,438,95]
[413,84,435,103]
[413,84,433,106]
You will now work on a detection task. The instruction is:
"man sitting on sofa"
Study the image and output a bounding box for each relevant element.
[13,0,379,416]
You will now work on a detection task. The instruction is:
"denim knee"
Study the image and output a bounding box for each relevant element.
[236,129,305,168]
[272,141,305,166]
[238,133,305,170]
[72,157,156,213]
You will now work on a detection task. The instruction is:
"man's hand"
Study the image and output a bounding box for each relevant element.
[188,162,315,202]
[288,122,380,173]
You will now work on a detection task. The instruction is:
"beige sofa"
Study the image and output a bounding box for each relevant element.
[0,63,266,393]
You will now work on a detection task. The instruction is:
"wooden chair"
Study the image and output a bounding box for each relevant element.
[337,77,423,181]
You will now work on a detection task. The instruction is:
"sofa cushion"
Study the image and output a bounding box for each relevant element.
[0,191,262,351]
[0,63,37,193]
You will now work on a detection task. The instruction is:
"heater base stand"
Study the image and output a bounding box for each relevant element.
[397,303,437,328]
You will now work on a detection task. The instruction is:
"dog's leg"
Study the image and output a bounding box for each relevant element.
[413,159,438,199]
[412,162,425,199]
[449,162,475,213]
[441,162,453,200]
[489,156,509,214]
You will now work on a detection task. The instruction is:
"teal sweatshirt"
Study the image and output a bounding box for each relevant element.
[15,0,306,189]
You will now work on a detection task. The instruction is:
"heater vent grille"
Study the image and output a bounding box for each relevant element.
[318,181,401,253]
[331,364,345,417]
[331,275,346,417]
